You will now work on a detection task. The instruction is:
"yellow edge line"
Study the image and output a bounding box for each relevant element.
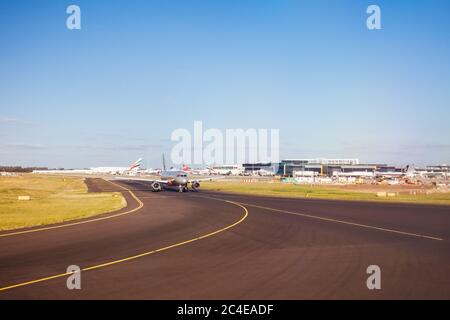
[0,198,248,292]
[239,202,443,241]
[0,180,143,238]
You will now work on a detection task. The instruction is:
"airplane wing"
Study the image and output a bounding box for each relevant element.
[113,175,224,192]
[112,176,169,192]
[189,176,225,182]
[113,176,168,184]
[114,176,224,183]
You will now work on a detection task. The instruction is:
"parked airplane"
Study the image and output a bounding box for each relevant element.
[182,164,212,175]
[90,158,143,175]
[140,168,161,175]
[374,165,416,179]
[33,158,144,175]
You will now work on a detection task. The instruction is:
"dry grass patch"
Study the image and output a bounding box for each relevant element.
[0,175,126,231]
[200,181,450,205]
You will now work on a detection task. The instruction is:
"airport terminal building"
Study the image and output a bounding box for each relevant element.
[276,158,367,177]
[241,158,409,178]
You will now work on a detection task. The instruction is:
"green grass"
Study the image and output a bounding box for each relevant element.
[0,175,126,231]
[200,181,450,205]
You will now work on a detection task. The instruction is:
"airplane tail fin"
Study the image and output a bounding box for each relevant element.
[182,164,191,172]
[405,164,415,176]
[128,158,143,171]
[162,153,167,171]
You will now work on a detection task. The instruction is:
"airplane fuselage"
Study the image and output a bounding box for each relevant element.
[160,170,189,189]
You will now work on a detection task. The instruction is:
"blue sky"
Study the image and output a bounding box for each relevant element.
[0,0,449,168]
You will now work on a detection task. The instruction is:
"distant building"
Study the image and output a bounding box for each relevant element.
[278,158,360,176]
[425,165,449,173]
[210,164,245,175]
[242,163,278,174]
[275,158,409,177]
[281,158,359,166]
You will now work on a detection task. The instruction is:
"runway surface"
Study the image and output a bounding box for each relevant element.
[1,178,449,299]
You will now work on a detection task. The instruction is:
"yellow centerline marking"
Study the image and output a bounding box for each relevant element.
[0,197,248,292]
[0,180,143,238]
[237,201,443,241]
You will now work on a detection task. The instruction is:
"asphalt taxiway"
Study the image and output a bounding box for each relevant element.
[1,178,449,299]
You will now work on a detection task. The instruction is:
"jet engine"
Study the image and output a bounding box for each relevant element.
[151,181,162,192]
[192,181,200,190]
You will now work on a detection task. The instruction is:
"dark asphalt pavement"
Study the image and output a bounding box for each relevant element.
[1,178,449,299]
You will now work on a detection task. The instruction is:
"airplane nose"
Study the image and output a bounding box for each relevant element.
[176,178,188,185]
